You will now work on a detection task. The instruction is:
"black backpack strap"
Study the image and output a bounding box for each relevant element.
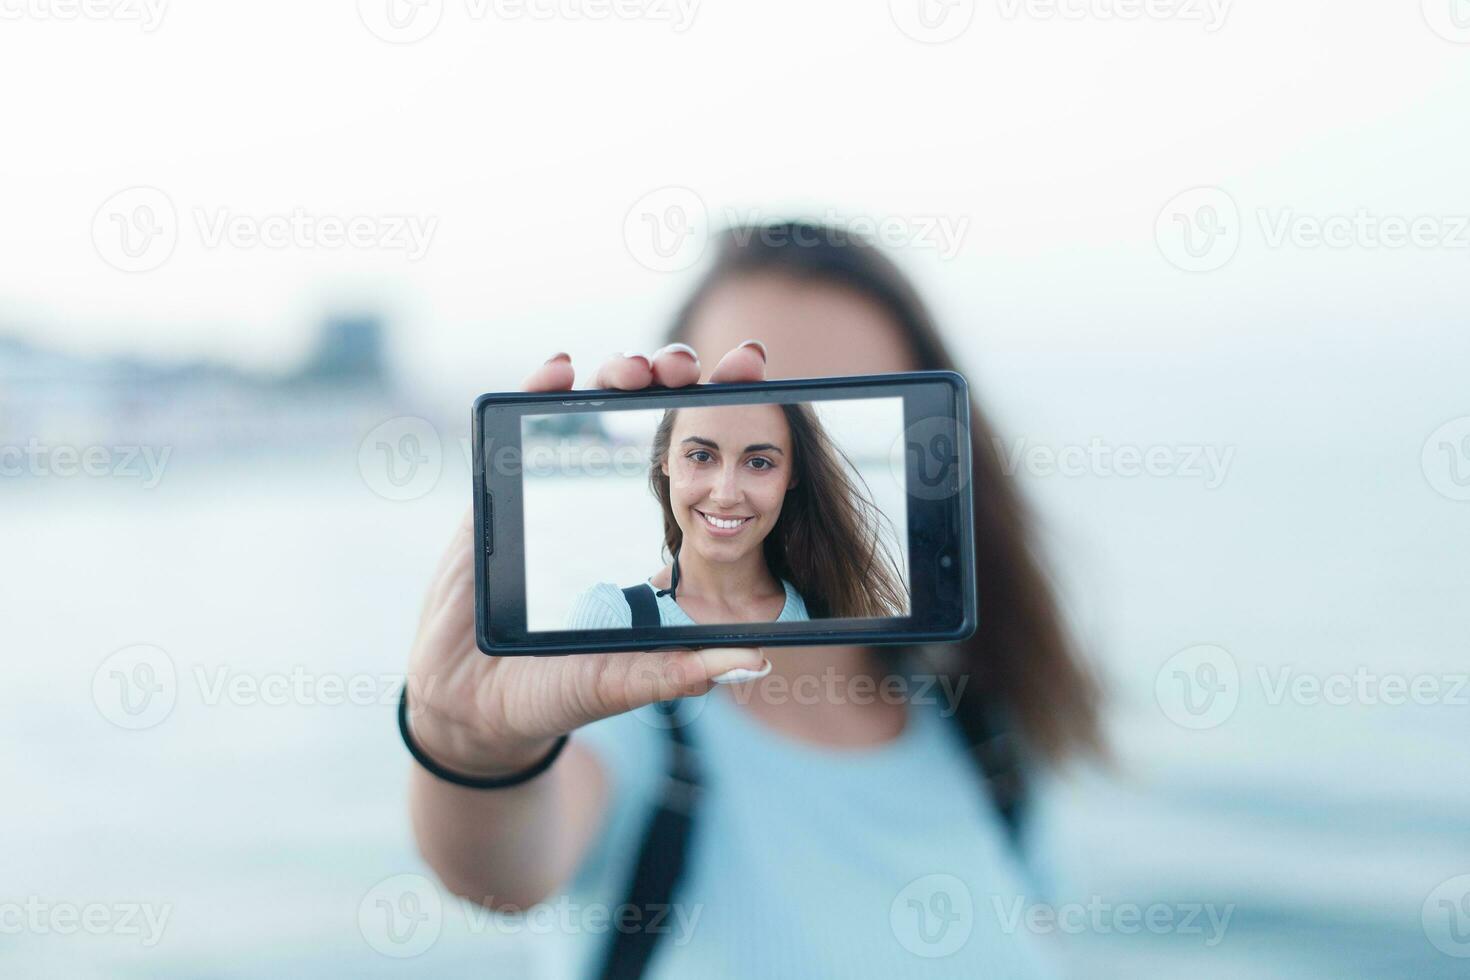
[621,584,660,629]
[593,701,701,980]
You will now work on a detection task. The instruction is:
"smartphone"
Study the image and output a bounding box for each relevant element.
[472,370,976,655]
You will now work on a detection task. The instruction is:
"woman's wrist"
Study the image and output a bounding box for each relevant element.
[405,696,565,781]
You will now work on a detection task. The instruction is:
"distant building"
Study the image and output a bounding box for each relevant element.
[292,315,387,389]
[0,314,399,453]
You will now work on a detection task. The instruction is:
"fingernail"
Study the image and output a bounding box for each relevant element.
[620,352,652,369]
[737,339,768,362]
[654,342,700,365]
[544,352,571,365]
[712,658,773,685]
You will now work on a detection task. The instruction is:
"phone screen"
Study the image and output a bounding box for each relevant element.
[520,396,910,631]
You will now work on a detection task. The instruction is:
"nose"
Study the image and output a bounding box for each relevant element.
[708,463,741,508]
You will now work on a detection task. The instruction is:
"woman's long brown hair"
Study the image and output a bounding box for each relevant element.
[648,403,909,619]
[662,223,1103,767]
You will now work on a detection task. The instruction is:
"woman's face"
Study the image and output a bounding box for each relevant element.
[681,272,920,380]
[662,404,794,565]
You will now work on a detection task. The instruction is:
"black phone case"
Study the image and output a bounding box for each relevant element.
[472,371,976,655]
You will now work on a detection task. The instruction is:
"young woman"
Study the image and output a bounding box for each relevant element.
[563,402,908,635]
[404,224,1102,979]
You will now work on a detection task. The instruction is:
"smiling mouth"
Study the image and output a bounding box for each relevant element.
[695,509,753,531]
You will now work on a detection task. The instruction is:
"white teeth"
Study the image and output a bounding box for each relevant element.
[699,511,748,530]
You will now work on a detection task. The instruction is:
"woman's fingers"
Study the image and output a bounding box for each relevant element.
[521,353,576,393]
[585,647,771,719]
[649,343,702,388]
[591,353,654,390]
[707,339,768,384]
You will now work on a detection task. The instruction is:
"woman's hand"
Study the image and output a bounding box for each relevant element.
[405,342,771,778]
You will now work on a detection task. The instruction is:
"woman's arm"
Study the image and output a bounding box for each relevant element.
[405,345,770,911]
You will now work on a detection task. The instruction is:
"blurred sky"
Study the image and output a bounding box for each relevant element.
[2,0,1467,404]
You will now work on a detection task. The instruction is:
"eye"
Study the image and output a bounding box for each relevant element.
[686,449,713,464]
[747,457,775,471]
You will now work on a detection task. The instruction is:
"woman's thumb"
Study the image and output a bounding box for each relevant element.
[599,647,770,714]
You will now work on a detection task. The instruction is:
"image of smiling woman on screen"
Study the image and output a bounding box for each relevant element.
[565,401,908,630]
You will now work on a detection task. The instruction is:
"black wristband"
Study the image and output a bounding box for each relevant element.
[398,684,569,789]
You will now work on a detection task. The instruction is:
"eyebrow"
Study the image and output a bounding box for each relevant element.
[680,436,785,455]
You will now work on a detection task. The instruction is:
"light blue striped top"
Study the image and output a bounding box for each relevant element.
[548,582,1061,978]
[565,578,811,629]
